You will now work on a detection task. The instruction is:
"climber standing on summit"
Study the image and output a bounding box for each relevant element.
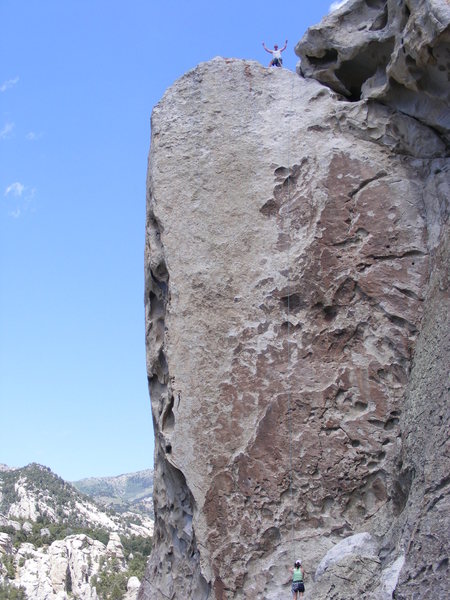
[262,39,288,67]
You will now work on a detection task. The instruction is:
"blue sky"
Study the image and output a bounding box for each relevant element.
[1,0,337,481]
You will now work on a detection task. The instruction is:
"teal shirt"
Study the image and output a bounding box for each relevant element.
[293,567,303,582]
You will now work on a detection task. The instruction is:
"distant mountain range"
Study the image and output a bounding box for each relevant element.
[72,469,153,517]
[0,463,154,599]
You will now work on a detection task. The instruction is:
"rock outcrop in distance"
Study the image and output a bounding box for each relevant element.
[73,469,154,517]
[0,464,153,599]
[143,1,449,598]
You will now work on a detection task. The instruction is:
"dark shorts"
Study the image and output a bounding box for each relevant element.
[292,581,305,593]
[272,58,282,66]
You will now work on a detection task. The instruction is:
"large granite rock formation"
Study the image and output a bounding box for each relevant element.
[0,533,135,600]
[142,3,448,599]
[0,465,152,599]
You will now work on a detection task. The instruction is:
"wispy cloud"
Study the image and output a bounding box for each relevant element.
[5,182,25,197]
[0,122,15,139]
[4,184,36,218]
[9,208,22,219]
[26,131,44,141]
[330,0,349,11]
[0,76,19,92]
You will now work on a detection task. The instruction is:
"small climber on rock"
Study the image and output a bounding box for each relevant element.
[290,559,305,599]
[262,40,288,67]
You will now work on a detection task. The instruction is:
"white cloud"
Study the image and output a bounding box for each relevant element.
[0,76,19,92]
[9,208,21,219]
[26,131,43,141]
[0,122,15,139]
[5,182,25,197]
[330,0,349,11]
[3,185,36,218]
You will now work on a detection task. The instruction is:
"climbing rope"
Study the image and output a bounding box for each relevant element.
[286,74,296,554]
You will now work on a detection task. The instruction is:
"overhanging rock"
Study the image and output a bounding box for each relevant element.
[296,0,450,144]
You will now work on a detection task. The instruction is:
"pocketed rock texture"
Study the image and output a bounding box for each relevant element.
[296,0,450,143]
[142,49,448,598]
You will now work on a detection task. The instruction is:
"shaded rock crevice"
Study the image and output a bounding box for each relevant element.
[138,454,210,600]
[143,179,211,598]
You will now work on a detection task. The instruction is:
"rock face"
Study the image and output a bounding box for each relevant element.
[143,5,448,599]
[296,0,450,143]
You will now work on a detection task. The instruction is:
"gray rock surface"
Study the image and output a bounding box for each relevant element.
[312,531,408,599]
[393,224,449,598]
[0,515,20,531]
[143,51,448,599]
[106,531,126,562]
[313,552,381,599]
[380,555,405,599]
[314,532,377,579]
[296,0,450,143]
[22,522,33,534]
[124,576,141,600]
[0,533,12,555]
